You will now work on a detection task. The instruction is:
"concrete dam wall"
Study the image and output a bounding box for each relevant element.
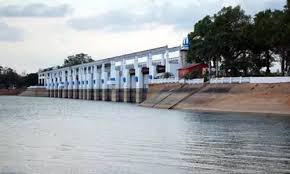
[140,83,290,115]
[19,87,49,97]
[19,87,147,103]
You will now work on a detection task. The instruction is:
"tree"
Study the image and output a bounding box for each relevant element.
[212,6,252,76]
[23,73,38,87]
[188,15,216,65]
[275,0,290,75]
[63,53,94,67]
[252,10,281,75]
[187,1,290,77]
[0,66,38,89]
[0,67,20,88]
[188,6,252,77]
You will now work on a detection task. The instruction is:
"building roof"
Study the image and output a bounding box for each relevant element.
[178,63,208,70]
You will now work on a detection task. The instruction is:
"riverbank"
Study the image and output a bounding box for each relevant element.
[140,83,290,116]
[0,89,24,96]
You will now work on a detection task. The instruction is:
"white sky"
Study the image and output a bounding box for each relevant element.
[0,0,285,73]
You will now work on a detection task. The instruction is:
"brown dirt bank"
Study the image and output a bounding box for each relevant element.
[140,83,290,116]
[0,89,24,96]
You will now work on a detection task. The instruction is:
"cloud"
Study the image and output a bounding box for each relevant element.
[238,0,285,14]
[0,3,72,17]
[0,21,23,41]
[68,2,216,32]
[68,0,285,32]
[68,10,143,31]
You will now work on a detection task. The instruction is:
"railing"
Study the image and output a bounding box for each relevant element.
[179,79,205,84]
[150,78,205,84]
[28,86,47,89]
[151,76,290,84]
[150,78,178,84]
[210,77,290,84]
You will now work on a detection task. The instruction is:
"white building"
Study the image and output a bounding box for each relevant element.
[38,45,188,103]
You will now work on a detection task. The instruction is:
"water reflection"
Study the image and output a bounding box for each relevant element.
[0,96,289,174]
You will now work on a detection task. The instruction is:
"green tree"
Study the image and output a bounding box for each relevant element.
[187,2,290,77]
[0,66,38,89]
[23,73,38,87]
[212,6,252,76]
[274,0,290,75]
[0,67,20,88]
[252,10,280,75]
[188,6,252,77]
[63,53,94,67]
[188,15,216,65]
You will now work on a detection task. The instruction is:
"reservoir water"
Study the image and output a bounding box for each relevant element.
[0,96,289,174]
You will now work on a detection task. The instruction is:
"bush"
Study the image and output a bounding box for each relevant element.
[184,71,202,80]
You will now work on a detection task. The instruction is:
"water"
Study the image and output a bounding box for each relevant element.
[0,96,290,174]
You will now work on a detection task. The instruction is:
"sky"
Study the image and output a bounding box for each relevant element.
[0,0,286,73]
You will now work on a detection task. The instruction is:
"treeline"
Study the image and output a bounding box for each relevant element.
[188,0,290,77]
[0,66,38,89]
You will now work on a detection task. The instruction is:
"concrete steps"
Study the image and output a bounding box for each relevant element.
[155,84,205,109]
[140,84,183,107]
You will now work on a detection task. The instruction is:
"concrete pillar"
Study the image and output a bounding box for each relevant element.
[94,65,102,101]
[135,57,143,103]
[161,52,166,66]
[110,61,119,102]
[52,76,55,97]
[122,60,130,103]
[55,75,58,98]
[79,68,83,100]
[68,69,73,99]
[180,50,188,67]
[101,64,109,101]
[62,70,68,98]
[59,71,63,98]
[82,67,87,100]
[87,66,93,100]
[165,50,170,73]
[49,75,53,97]
[73,68,79,99]
[148,53,156,82]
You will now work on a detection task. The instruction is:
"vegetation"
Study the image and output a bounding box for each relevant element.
[63,53,94,67]
[0,66,38,89]
[183,71,203,80]
[188,1,290,77]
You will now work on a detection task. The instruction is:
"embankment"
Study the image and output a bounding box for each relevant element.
[0,89,24,96]
[140,83,290,115]
[19,87,48,97]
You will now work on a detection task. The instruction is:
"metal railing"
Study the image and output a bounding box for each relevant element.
[210,77,290,84]
[150,78,205,84]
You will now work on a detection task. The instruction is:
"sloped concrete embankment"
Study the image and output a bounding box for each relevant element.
[141,83,183,107]
[19,87,49,97]
[140,83,290,115]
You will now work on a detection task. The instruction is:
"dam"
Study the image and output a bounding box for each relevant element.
[34,40,290,115]
[37,45,188,103]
